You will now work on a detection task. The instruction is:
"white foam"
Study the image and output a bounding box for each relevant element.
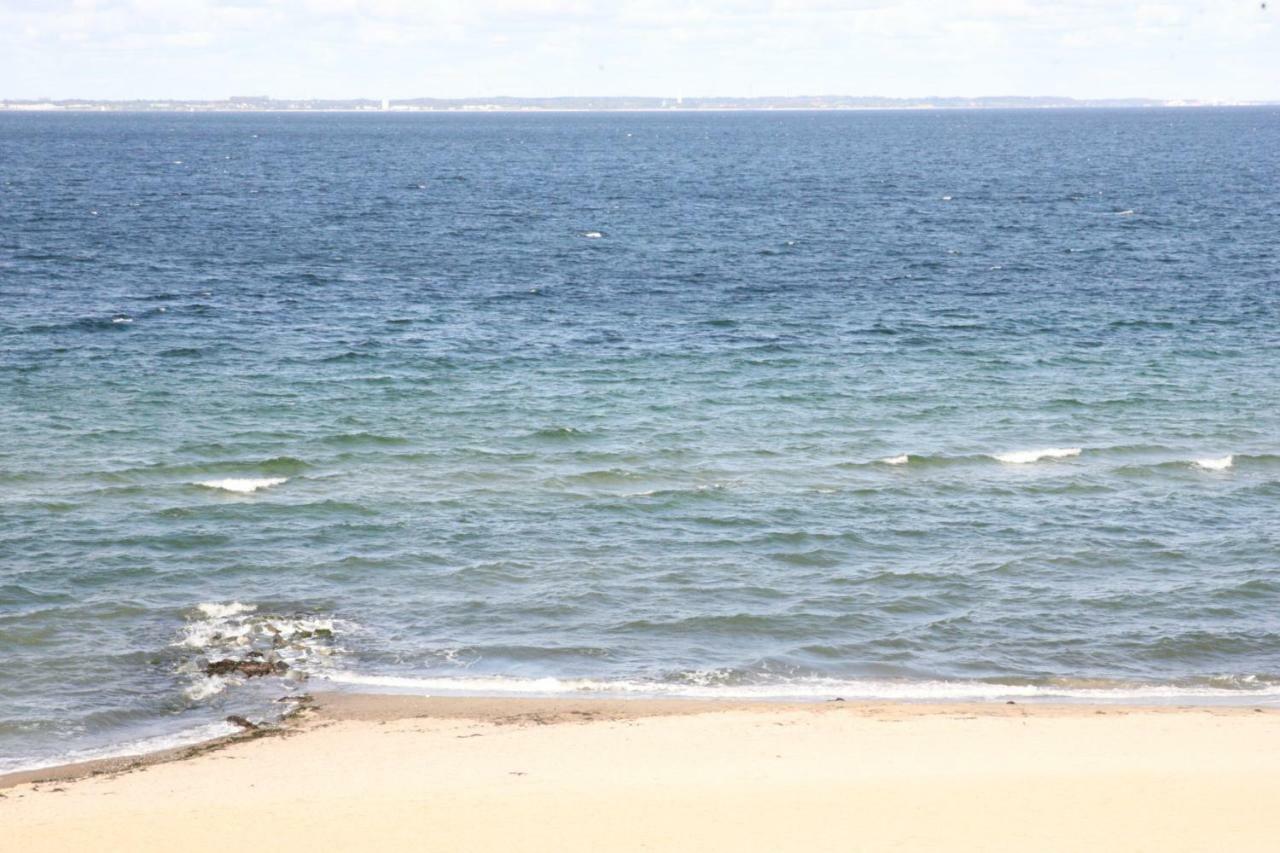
[1194,455,1233,471]
[184,675,231,701]
[196,477,287,493]
[177,608,341,654]
[1117,209,1135,216]
[195,602,257,619]
[582,231,603,238]
[175,604,349,706]
[881,454,910,465]
[0,720,240,776]
[177,605,348,673]
[317,672,1280,704]
[112,316,133,324]
[176,617,252,650]
[992,447,1081,464]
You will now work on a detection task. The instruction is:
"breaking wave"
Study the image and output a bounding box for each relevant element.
[196,477,288,494]
[317,671,1280,704]
[175,602,350,700]
[992,447,1082,464]
[1193,455,1233,471]
[0,720,242,776]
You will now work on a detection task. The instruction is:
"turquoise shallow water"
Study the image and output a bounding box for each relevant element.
[1,108,1279,771]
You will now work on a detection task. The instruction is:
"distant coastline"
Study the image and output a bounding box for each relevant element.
[3,94,1275,113]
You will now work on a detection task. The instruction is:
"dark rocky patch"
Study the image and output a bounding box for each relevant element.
[204,659,287,678]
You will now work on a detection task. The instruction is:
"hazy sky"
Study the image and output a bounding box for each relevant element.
[3,0,1277,101]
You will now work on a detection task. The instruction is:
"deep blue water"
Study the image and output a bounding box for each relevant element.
[1,108,1278,771]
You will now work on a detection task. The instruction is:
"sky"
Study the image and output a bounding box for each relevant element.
[2,0,1278,102]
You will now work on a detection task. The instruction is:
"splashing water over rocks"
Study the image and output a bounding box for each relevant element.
[175,602,352,701]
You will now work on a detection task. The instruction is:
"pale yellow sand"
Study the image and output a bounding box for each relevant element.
[4,696,1279,852]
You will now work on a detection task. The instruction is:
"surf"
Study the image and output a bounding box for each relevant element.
[992,447,1082,464]
[195,477,288,493]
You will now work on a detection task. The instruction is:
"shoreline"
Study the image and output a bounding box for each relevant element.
[4,690,1276,789]
[6,694,1280,851]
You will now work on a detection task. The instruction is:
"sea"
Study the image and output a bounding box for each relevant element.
[1,107,1278,773]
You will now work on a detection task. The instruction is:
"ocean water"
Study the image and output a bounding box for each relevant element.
[1,108,1278,772]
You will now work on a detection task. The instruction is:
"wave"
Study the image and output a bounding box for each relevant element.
[319,432,410,448]
[529,426,590,440]
[92,456,308,484]
[839,452,974,470]
[560,468,643,486]
[317,671,1280,704]
[195,601,256,619]
[1110,453,1280,476]
[621,483,729,500]
[991,447,1081,464]
[176,602,349,700]
[0,720,241,776]
[195,477,288,493]
[1229,453,1278,466]
[850,449,1086,468]
[252,456,310,474]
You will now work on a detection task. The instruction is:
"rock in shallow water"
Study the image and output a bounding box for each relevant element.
[204,659,287,678]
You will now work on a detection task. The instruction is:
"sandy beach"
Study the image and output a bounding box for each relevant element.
[3,695,1279,852]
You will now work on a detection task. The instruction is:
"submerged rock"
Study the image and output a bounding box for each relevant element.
[204,659,287,677]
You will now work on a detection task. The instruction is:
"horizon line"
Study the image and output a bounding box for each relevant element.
[5,94,1278,113]
[5,94,1278,103]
